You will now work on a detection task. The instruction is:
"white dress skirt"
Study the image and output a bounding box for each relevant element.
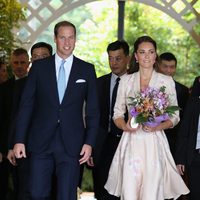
[104,129,189,200]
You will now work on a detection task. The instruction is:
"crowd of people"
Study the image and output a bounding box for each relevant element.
[0,20,199,200]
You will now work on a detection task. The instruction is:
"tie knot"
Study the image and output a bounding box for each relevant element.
[61,60,66,66]
[116,77,120,83]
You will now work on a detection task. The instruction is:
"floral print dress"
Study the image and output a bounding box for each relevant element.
[104,71,189,200]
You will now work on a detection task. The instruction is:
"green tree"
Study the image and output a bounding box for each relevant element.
[0,0,26,62]
[124,2,200,87]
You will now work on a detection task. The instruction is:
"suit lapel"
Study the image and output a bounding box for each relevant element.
[61,56,79,105]
[105,73,111,112]
[47,55,59,103]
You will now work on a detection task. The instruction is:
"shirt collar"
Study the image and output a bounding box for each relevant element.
[55,53,73,65]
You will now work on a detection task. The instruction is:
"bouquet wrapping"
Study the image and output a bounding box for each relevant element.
[129,86,180,128]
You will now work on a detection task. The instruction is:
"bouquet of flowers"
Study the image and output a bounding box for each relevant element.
[128,86,180,128]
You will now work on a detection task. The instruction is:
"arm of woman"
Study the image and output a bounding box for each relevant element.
[113,75,138,133]
[114,117,138,132]
[165,76,180,127]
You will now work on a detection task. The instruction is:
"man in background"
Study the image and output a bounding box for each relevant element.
[175,77,200,200]
[0,61,8,84]
[0,48,30,200]
[158,52,189,200]
[88,40,130,200]
[30,42,53,62]
[6,42,53,200]
[157,52,189,157]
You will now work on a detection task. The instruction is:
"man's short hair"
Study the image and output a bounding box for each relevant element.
[30,42,53,56]
[159,52,177,67]
[12,48,28,57]
[107,40,129,56]
[54,21,76,37]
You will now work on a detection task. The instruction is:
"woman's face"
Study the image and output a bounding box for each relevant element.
[134,42,157,70]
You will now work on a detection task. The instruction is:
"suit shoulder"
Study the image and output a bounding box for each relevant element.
[175,81,189,91]
[98,73,111,81]
[0,77,15,88]
[74,56,94,67]
[32,55,53,66]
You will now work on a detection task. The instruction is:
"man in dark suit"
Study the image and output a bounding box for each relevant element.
[0,48,29,200]
[157,52,189,157]
[7,42,53,164]
[175,95,200,199]
[13,21,99,200]
[87,40,129,200]
[0,60,8,84]
[190,76,200,97]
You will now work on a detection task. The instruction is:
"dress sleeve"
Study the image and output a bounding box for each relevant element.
[166,77,180,127]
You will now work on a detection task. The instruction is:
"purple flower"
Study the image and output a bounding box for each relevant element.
[128,86,179,126]
[130,107,138,117]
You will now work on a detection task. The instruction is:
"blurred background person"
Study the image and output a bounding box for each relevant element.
[88,40,130,200]
[176,77,200,200]
[157,52,189,158]
[190,76,200,97]
[30,41,53,62]
[7,42,53,200]
[0,61,8,84]
[0,48,30,200]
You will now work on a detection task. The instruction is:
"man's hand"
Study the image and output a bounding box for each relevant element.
[177,164,185,176]
[79,144,92,165]
[13,143,26,159]
[7,150,17,166]
[87,156,94,167]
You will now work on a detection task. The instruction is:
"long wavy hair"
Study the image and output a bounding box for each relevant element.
[128,36,158,74]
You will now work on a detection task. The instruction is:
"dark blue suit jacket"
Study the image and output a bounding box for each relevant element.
[14,55,99,156]
[175,96,200,166]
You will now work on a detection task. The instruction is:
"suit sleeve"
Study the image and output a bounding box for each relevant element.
[191,76,200,97]
[175,97,196,165]
[84,65,100,147]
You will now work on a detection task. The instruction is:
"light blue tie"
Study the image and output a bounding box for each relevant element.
[57,60,66,103]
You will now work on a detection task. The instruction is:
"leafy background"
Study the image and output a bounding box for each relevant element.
[1,0,200,193]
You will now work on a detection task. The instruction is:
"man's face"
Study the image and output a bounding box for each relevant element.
[11,54,29,78]
[158,60,176,77]
[31,47,51,62]
[108,49,129,76]
[0,64,8,83]
[54,25,76,59]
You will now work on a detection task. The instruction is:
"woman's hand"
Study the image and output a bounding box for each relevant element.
[142,119,173,132]
[142,125,157,132]
[177,164,185,176]
[123,118,140,133]
[114,117,140,133]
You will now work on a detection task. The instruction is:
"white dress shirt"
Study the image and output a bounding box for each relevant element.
[55,53,73,87]
[196,115,200,149]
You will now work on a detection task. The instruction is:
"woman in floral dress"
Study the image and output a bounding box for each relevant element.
[105,36,189,200]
